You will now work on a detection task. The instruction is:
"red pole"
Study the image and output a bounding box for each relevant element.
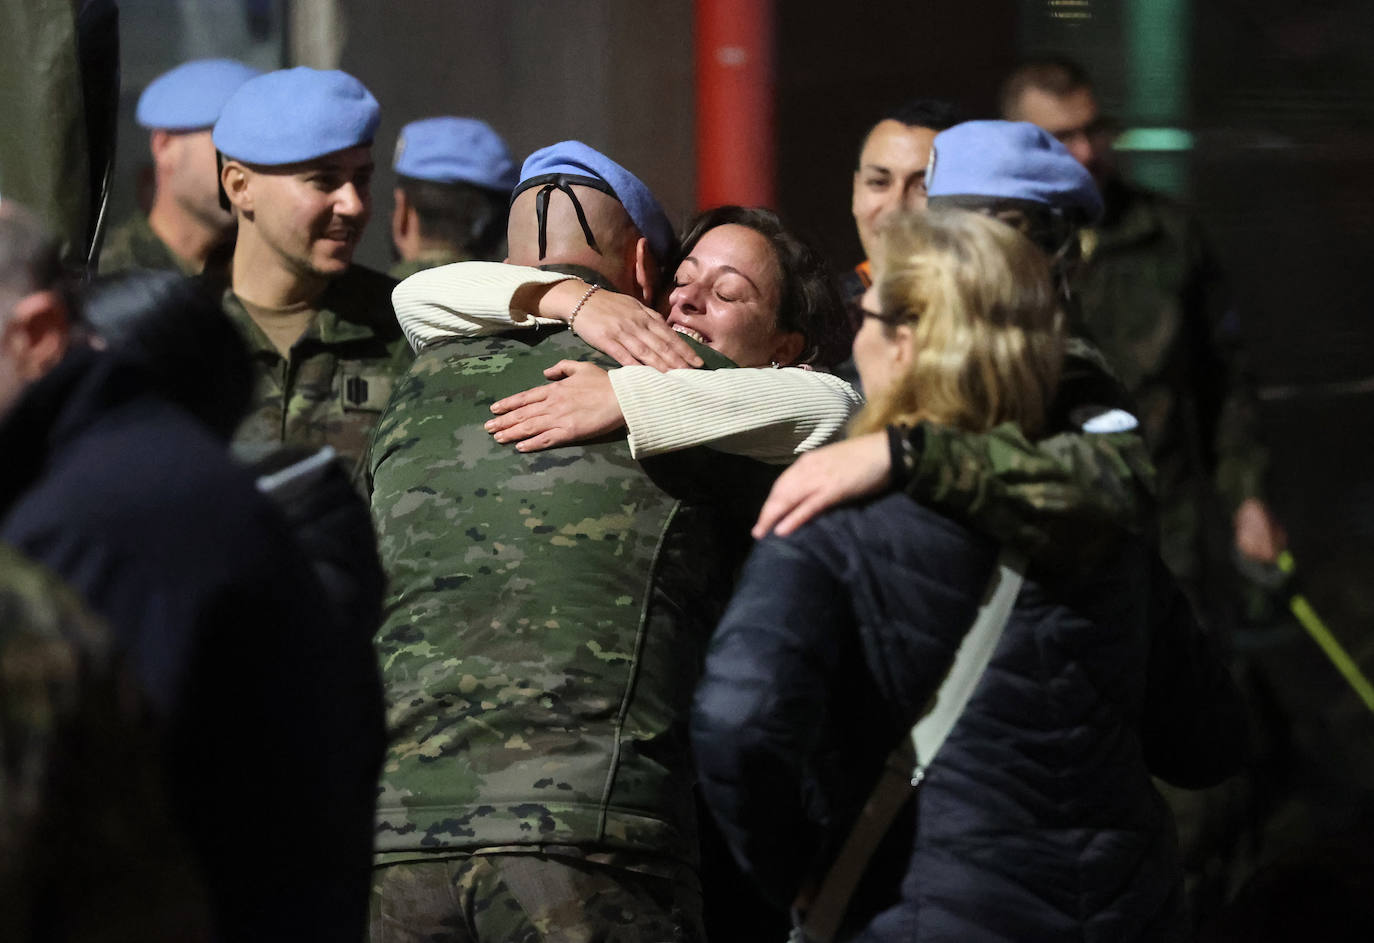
[694,0,776,209]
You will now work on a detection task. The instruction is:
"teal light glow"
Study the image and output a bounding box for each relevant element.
[1114,127,1195,151]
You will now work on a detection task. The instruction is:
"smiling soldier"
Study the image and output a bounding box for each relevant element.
[213,67,412,479]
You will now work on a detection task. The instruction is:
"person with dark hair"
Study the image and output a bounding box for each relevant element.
[472,204,859,462]
[998,56,1102,172]
[1001,56,1282,597]
[213,67,413,480]
[0,201,385,943]
[393,199,863,465]
[846,99,966,314]
[667,204,839,365]
[82,270,253,439]
[389,117,517,278]
[1003,54,1285,924]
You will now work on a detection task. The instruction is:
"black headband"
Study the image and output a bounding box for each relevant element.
[510,173,618,261]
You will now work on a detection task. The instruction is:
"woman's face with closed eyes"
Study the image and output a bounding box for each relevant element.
[664,224,800,367]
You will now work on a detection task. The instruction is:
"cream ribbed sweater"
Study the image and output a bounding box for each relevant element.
[391,261,863,462]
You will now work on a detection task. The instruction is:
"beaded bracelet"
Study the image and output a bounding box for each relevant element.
[567,283,600,337]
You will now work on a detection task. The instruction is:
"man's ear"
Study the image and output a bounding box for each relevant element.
[3,291,72,380]
[632,237,659,307]
[221,160,252,215]
[391,188,412,247]
[149,129,175,168]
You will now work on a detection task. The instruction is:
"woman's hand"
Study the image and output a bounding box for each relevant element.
[752,432,891,538]
[537,280,702,371]
[485,360,626,452]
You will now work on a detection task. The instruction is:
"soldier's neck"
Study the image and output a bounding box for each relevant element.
[147,198,230,271]
[231,231,330,310]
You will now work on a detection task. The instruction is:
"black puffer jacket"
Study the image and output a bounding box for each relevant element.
[691,492,1247,942]
[0,347,385,943]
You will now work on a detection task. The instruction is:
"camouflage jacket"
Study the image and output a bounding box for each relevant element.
[894,335,1158,572]
[1074,178,1269,582]
[0,546,209,941]
[97,213,197,276]
[223,264,414,481]
[910,422,1155,572]
[369,327,751,869]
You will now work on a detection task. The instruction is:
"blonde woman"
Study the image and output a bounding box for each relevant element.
[691,209,1246,942]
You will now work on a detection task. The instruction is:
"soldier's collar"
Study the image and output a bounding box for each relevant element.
[536,263,618,292]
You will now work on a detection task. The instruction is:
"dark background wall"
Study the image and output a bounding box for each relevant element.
[774,1,1018,270]
[337,0,696,269]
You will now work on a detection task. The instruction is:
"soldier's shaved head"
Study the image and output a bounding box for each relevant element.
[505,185,642,296]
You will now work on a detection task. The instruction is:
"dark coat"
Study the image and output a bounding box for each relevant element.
[691,492,1248,942]
[0,346,385,943]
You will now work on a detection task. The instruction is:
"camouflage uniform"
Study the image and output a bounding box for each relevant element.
[1074,178,1268,596]
[371,850,703,943]
[389,249,469,281]
[892,336,1158,571]
[0,546,210,942]
[368,327,747,942]
[222,264,413,480]
[908,421,1155,570]
[97,213,197,276]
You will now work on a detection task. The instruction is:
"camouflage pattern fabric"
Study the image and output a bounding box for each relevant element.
[1073,178,1269,588]
[97,213,198,276]
[909,421,1157,571]
[389,249,470,281]
[900,334,1158,572]
[368,326,742,874]
[370,850,705,943]
[0,546,210,942]
[222,264,413,481]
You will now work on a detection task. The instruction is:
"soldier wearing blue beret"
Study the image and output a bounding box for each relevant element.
[389,117,516,279]
[212,66,413,481]
[1002,59,1282,594]
[99,59,261,278]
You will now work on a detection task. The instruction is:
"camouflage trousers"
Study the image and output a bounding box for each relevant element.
[369,850,706,943]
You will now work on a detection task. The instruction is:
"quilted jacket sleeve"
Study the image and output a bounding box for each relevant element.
[690,532,853,908]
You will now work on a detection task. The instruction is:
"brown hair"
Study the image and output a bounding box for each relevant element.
[999,56,1093,120]
[667,205,841,366]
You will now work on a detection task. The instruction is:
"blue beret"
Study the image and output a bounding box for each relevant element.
[213,67,380,165]
[393,117,517,192]
[515,141,675,264]
[135,59,263,131]
[927,121,1103,222]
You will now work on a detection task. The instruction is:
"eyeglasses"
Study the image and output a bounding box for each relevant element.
[863,308,916,327]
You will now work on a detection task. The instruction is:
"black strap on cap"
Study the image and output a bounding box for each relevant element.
[510,173,618,261]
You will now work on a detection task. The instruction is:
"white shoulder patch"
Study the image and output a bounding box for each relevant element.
[1074,407,1140,434]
